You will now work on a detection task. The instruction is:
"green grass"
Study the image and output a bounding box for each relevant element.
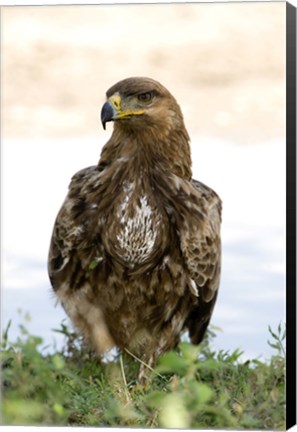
[1,317,285,428]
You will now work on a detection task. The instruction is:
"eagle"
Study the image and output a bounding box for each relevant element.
[48,77,222,381]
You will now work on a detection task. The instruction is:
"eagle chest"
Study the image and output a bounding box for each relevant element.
[104,182,166,267]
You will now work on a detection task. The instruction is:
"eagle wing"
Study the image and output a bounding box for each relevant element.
[48,166,105,292]
[176,178,222,344]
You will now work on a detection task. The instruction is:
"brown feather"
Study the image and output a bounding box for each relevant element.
[48,77,222,379]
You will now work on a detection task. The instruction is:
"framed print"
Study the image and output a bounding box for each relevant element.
[1,1,296,430]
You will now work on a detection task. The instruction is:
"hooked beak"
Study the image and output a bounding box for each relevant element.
[101,100,117,130]
[100,93,145,130]
[101,94,122,130]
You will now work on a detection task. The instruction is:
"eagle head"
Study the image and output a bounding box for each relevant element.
[100,77,184,133]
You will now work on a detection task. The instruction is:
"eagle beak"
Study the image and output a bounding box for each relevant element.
[101,101,117,130]
[101,94,122,130]
[101,93,145,130]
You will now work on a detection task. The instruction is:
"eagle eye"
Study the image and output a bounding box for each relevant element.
[137,92,153,103]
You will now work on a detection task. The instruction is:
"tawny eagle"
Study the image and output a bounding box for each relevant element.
[48,77,222,379]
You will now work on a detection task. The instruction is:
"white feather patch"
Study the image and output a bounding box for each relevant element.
[116,188,158,264]
[189,278,199,297]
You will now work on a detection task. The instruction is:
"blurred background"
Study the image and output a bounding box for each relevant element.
[2,2,286,359]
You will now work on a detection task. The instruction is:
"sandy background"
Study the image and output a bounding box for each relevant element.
[2,2,285,144]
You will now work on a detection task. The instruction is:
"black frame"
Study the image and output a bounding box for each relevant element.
[286,1,296,429]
